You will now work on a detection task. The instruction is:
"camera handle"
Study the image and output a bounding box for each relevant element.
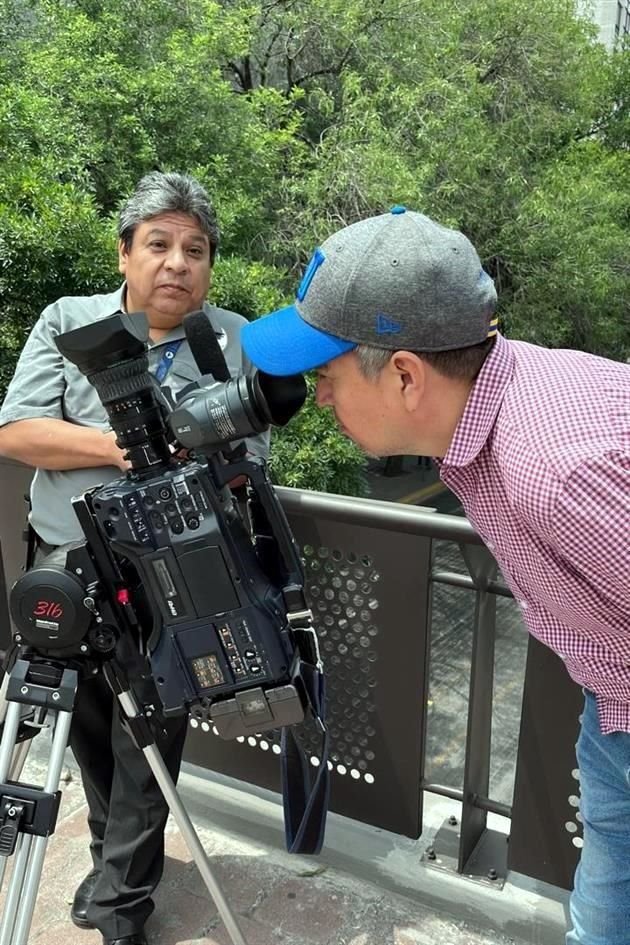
[209,454,305,587]
[0,654,249,945]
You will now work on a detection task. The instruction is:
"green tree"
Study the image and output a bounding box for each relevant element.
[501,142,630,356]
[1,0,629,495]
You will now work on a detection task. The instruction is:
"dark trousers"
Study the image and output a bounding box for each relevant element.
[70,673,188,937]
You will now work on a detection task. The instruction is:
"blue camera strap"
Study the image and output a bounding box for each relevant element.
[281,621,330,855]
[154,340,184,384]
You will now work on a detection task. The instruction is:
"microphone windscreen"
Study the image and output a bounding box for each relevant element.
[183,310,231,382]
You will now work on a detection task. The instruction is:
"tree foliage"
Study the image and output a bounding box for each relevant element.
[0,0,628,494]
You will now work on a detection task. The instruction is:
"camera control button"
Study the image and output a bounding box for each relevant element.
[186,516,200,530]
[249,664,261,674]
[171,519,184,535]
[243,649,256,659]
[159,486,173,501]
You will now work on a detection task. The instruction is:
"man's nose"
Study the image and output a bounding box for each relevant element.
[164,246,188,271]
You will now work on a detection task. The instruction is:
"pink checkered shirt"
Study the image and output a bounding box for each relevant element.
[439,333,630,734]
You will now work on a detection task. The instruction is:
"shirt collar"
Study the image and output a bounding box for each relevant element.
[115,286,224,347]
[440,333,515,468]
[153,302,226,347]
[100,285,126,317]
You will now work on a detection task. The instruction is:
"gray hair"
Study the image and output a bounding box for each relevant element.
[355,337,496,381]
[354,345,392,379]
[118,171,219,263]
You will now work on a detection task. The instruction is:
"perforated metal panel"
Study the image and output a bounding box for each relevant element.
[186,490,433,837]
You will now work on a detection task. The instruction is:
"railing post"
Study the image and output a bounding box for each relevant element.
[458,543,498,873]
[508,636,582,888]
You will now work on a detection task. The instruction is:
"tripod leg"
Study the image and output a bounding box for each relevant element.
[8,743,30,785]
[0,703,21,783]
[9,708,73,945]
[0,675,11,729]
[116,690,249,945]
[0,835,33,945]
[0,660,77,943]
[0,704,46,897]
[0,701,25,893]
[0,737,34,894]
[0,701,35,944]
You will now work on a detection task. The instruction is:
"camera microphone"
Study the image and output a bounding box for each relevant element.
[183,310,231,382]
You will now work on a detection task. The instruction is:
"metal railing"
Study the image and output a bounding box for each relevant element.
[0,459,582,891]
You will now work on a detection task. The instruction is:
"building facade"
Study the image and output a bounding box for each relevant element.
[586,0,630,47]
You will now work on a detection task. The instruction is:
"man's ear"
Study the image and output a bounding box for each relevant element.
[390,351,426,411]
[117,239,128,276]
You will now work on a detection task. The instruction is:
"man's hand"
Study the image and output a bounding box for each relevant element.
[104,430,132,472]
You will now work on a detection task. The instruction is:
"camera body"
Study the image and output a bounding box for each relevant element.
[10,310,315,740]
[90,454,309,736]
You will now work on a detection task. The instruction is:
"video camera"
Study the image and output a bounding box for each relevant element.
[8,310,324,748]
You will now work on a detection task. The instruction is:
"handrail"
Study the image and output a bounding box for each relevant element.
[275,486,485,544]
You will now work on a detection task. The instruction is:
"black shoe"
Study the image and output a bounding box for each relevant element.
[102,936,148,945]
[70,867,100,930]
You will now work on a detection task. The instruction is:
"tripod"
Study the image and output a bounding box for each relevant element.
[0,650,249,945]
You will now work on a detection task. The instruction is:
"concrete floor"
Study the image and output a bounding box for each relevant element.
[0,732,567,945]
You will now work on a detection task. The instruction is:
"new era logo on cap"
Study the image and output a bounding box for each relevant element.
[375,314,402,334]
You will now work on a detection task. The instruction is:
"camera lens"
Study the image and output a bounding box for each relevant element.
[55,313,174,476]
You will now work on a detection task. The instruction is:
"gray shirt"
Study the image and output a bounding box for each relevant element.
[0,287,269,545]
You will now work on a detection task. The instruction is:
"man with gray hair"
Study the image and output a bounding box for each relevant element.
[0,171,268,945]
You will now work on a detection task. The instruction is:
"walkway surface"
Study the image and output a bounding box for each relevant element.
[0,729,567,945]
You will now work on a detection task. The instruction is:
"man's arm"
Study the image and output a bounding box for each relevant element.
[0,300,129,472]
[0,419,128,471]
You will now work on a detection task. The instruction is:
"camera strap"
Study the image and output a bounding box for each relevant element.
[154,340,184,384]
[281,615,330,855]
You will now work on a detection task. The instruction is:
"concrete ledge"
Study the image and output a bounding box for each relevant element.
[179,763,570,945]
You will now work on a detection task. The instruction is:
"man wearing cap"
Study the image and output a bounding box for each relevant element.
[241,206,630,945]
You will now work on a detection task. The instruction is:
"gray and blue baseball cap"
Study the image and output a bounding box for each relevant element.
[241,207,498,376]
